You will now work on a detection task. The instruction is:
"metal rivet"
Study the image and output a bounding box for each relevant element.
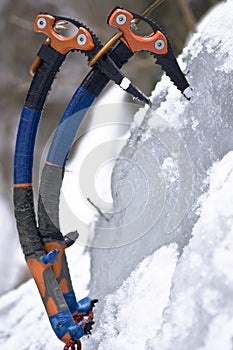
[116,14,127,25]
[155,39,165,50]
[77,33,87,46]
[37,18,47,29]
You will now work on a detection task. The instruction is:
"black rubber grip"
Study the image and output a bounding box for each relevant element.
[14,187,45,258]
[25,45,66,110]
[38,164,64,242]
[81,67,110,96]
[82,40,134,97]
[109,40,134,68]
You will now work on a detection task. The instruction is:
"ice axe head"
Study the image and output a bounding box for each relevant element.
[107,6,190,96]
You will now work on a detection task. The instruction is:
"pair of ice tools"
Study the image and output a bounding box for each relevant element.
[14,6,189,350]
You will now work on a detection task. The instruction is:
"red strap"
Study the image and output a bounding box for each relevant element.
[63,339,82,350]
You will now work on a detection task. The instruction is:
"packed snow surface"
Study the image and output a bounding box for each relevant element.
[1,1,233,350]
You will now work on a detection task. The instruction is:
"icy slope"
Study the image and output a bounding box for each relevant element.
[87,151,233,350]
[89,0,233,300]
[85,244,178,350]
[147,151,233,350]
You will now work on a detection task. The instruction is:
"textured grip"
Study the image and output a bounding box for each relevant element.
[39,163,77,312]
[14,186,44,257]
[38,163,64,241]
[25,44,65,110]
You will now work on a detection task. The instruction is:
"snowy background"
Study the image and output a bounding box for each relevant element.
[1,1,233,350]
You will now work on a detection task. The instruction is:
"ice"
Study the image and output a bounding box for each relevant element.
[147,152,233,350]
[88,0,233,347]
[86,152,233,350]
[85,244,178,350]
[89,0,233,300]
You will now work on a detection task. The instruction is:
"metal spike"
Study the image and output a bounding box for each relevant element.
[64,231,79,247]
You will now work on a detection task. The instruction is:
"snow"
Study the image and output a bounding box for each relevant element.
[86,244,178,350]
[89,0,233,304]
[85,152,233,350]
[0,194,26,296]
[89,0,233,347]
[1,1,233,350]
[90,0,233,289]
[147,152,233,350]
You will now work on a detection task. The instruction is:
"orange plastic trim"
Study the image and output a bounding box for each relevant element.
[46,296,59,315]
[61,332,72,344]
[45,241,65,279]
[29,39,50,76]
[45,161,62,167]
[14,183,32,188]
[108,8,168,55]
[59,277,70,294]
[27,258,47,298]
[34,14,95,55]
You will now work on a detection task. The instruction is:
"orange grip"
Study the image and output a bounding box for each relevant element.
[34,14,95,54]
[45,241,65,280]
[27,258,48,299]
[27,257,64,316]
[108,8,168,55]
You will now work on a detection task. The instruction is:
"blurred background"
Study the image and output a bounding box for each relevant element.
[0,0,220,295]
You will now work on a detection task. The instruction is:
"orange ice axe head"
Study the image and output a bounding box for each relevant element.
[107,8,168,55]
[34,14,95,55]
[107,6,190,95]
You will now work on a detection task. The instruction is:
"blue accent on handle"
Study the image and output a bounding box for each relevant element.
[14,106,41,184]
[49,309,76,340]
[41,249,59,265]
[69,321,86,341]
[47,86,95,166]
[49,310,85,341]
[63,294,92,315]
[64,291,78,314]
[77,297,92,314]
